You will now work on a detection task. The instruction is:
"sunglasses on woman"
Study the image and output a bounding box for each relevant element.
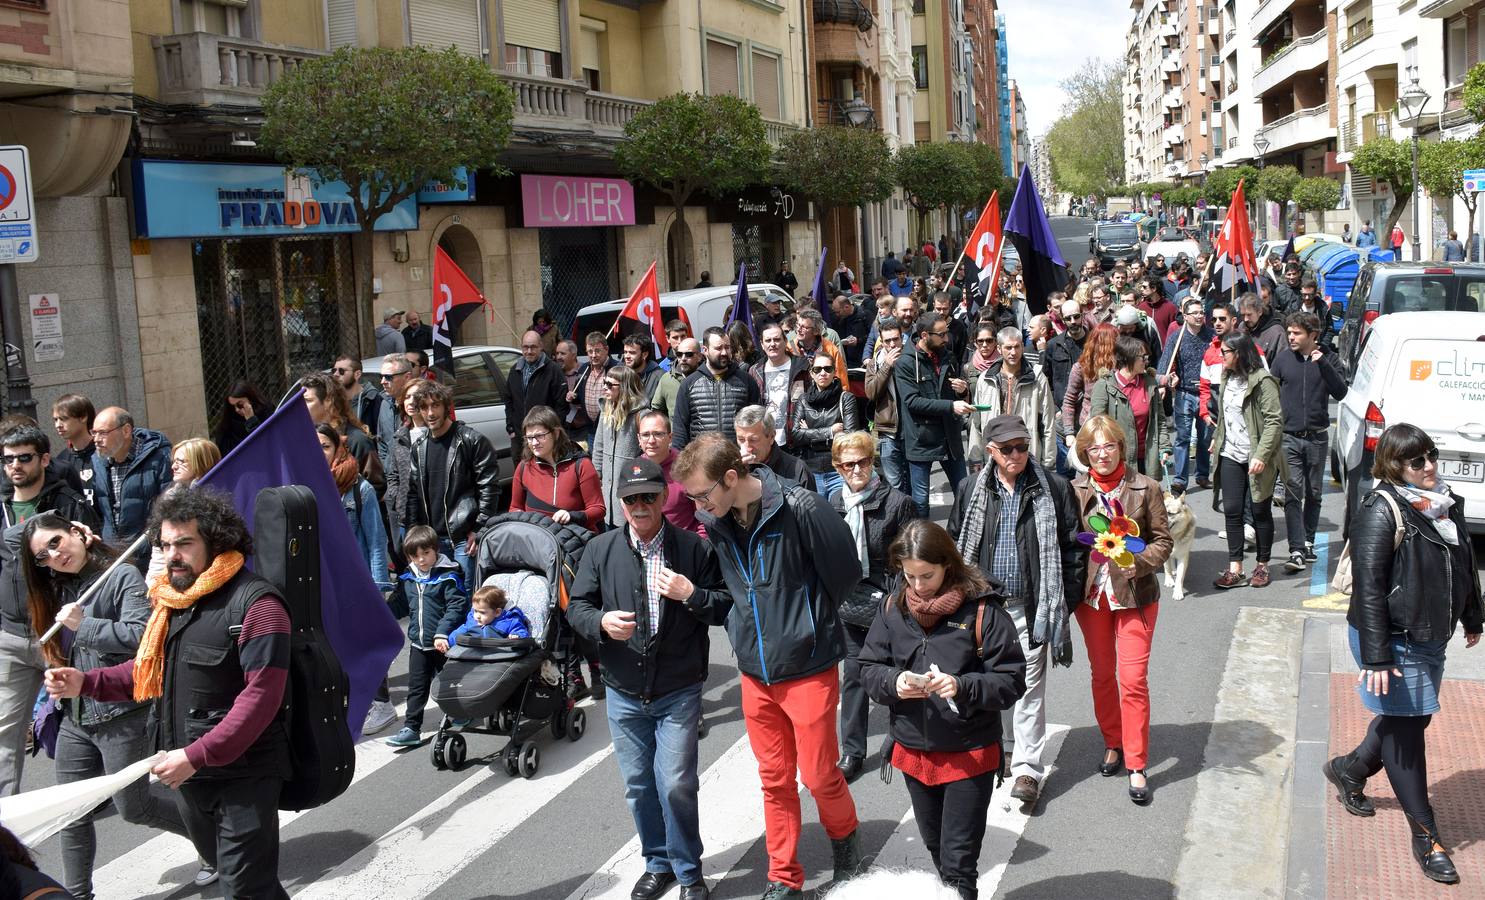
[810,366,834,374]
[1407,448,1440,471]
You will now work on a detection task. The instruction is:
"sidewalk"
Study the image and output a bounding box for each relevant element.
[1288,618,1485,899]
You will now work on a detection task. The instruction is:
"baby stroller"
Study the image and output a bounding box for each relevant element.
[429,512,593,777]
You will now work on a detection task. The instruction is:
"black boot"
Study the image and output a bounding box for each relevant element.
[941,876,977,900]
[1409,817,1460,885]
[1323,754,1376,817]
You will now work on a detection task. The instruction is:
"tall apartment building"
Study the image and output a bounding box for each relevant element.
[996,12,1013,174]
[1031,134,1057,209]
[965,0,1001,156]
[1123,0,1222,185]
[1009,79,1029,174]
[911,0,974,143]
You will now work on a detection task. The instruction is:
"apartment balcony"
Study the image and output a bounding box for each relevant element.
[1207,14,1222,35]
[1362,111,1392,143]
[1420,0,1481,17]
[1250,0,1298,42]
[816,97,879,128]
[1164,88,1182,109]
[1164,123,1184,145]
[1161,19,1180,42]
[1341,20,1373,51]
[1209,64,1223,83]
[1162,54,1181,74]
[813,10,879,72]
[1261,101,1330,153]
[814,0,874,30]
[1252,30,1327,98]
[1227,79,1238,95]
[151,32,327,107]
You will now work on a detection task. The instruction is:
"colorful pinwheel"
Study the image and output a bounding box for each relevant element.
[1076,495,1146,568]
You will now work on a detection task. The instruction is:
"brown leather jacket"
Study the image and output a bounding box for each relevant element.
[864,351,899,435]
[1070,470,1173,609]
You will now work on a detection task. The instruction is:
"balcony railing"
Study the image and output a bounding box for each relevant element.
[814,0,874,31]
[1362,111,1390,142]
[1342,120,1357,151]
[1342,20,1373,51]
[1228,135,1239,148]
[151,32,327,106]
[817,98,878,128]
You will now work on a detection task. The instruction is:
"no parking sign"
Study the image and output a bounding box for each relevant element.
[0,146,37,263]
[1464,169,1485,193]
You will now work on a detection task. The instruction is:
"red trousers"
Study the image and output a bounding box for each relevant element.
[1073,601,1159,770]
[740,668,860,888]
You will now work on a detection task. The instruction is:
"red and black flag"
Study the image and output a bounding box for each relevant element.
[431,245,489,376]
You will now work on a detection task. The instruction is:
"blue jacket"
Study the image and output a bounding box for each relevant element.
[342,478,391,589]
[449,606,531,643]
[93,428,172,551]
[1156,322,1213,394]
[394,555,468,650]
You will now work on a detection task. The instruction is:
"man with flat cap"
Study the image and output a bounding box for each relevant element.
[566,457,728,900]
[946,414,1086,809]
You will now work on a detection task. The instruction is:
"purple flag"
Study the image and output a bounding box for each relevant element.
[1004,165,1069,316]
[726,262,754,339]
[199,391,403,742]
[811,247,831,327]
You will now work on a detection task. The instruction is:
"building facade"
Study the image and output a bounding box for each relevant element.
[1124,0,1225,185]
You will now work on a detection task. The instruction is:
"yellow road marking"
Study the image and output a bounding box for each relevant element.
[1303,591,1349,611]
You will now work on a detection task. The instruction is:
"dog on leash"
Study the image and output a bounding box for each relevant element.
[1163,487,1197,600]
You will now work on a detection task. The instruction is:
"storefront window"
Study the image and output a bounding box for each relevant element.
[538,227,619,338]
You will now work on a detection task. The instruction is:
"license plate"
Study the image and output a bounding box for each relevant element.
[1438,457,1485,482]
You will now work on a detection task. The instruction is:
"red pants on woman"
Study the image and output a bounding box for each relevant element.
[740,668,860,889]
[1074,601,1159,770]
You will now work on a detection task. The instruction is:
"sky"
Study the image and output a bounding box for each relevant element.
[1000,0,1129,137]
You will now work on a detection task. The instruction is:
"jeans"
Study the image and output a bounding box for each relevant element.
[1005,602,1049,781]
[907,457,969,519]
[57,712,190,900]
[813,470,843,500]
[1054,438,1072,478]
[904,767,998,899]
[1170,391,1210,486]
[437,537,476,592]
[0,629,44,796]
[838,622,871,758]
[403,646,447,731]
[606,683,705,886]
[877,433,907,494]
[177,776,289,900]
[1282,432,1327,552]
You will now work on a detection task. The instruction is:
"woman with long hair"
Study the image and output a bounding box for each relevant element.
[1087,336,1166,477]
[530,309,560,357]
[1061,324,1119,467]
[509,405,605,532]
[147,438,223,582]
[1329,424,1482,884]
[728,321,760,369]
[1210,332,1283,589]
[591,366,644,528]
[22,514,196,897]
[317,424,391,589]
[1070,415,1173,806]
[856,520,1026,900]
[384,379,422,542]
[301,372,384,494]
[794,352,864,498]
[213,380,268,456]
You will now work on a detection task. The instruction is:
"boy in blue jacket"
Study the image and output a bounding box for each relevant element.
[449,585,531,643]
[386,526,468,747]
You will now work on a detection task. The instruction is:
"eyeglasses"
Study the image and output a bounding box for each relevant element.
[170,457,190,469]
[603,380,620,388]
[676,351,698,358]
[1087,442,1121,457]
[929,329,950,337]
[521,344,542,351]
[810,366,835,374]
[1406,448,1440,471]
[974,337,996,345]
[1220,348,1236,356]
[835,458,873,471]
[637,431,669,440]
[331,367,355,375]
[684,480,722,504]
[1063,314,1084,322]
[621,492,660,506]
[2,453,36,467]
[990,442,1030,456]
[90,424,122,439]
[524,431,552,443]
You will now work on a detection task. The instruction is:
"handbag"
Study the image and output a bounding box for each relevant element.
[1331,490,1404,595]
[30,696,61,760]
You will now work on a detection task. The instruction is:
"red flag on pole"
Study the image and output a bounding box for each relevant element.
[431,245,489,376]
[613,261,669,356]
[1210,179,1260,292]
[962,192,1004,299]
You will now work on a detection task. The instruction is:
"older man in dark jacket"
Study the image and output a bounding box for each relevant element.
[894,312,974,517]
[671,327,762,449]
[503,329,569,437]
[91,407,171,565]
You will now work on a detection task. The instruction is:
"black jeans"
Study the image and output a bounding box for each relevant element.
[1347,714,1436,831]
[838,622,871,759]
[1282,432,1327,552]
[904,768,998,899]
[177,776,289,900]
[1220,457,1272,563]
[404,647,447,731]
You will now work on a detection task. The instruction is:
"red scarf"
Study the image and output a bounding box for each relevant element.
[1091,461,1127,494]
[904,586,965,631]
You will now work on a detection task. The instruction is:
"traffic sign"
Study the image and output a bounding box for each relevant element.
[1465,169,1485,193]
[0,146,37,264]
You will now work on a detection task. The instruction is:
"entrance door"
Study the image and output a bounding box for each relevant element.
[539,226,618,338]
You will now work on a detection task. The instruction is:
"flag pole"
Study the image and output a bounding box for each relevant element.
[947,193,998,285]
[39,531,153,645]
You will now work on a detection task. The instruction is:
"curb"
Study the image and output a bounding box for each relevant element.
[1285,615,1331,900]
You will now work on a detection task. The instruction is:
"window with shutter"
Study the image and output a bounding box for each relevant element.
[409,0,483,57]
[504,0,562,54]
[706,39,740,97]
[751,51,780,119]
[326,0,357,49]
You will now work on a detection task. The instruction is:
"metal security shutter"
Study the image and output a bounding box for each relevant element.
[326,0,357,49]
[578,21,601,72]
[504,0,562,53]
[409,0,483,57]
[707,39,740,96]
[752,51,780,119]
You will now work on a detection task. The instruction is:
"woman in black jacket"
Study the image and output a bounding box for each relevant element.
[1330,424,1482,885]
[856,520,1027,900]
[829,431,917,783]
[793,352,863,498]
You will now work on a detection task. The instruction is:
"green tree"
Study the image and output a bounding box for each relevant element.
[1291,177,1342,232]
[615,92,771,285]
[1254,164,1301,204]
[260,46,515,340]
[1463,62,1485,122]
[1419,136,1485,258]
[1350,136,1415,236]
[961,141,1010,211]
[1045,58,1125,198]
[894,142,975,239]
[1203,165,1260,206]
[777,125,894,257]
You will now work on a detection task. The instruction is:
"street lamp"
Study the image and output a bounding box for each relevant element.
[1399,72,1431,262]
[1253,132,1271,239]
[840,90,878,280]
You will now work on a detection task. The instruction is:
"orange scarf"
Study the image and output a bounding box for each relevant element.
[133,550,245,702]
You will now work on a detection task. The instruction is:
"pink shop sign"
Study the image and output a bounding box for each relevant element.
[521,175,636,228]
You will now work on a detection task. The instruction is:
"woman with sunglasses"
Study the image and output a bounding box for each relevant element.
[1209,332,1283,589]
[592,366,645,528]
[1329,424,1481,885]
[828,430,916,782]
[212,380,268,456]
[22,513,198,898]
[509,405,606,532]
[793,353,863,498]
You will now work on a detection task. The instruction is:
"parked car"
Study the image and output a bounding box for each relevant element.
[572,283,797,356]
[360,345,518,486]
[1332,311,1485,536]
[1143,227,1202,264]
[1336,262,1485,378]
[1088,221,1144,269]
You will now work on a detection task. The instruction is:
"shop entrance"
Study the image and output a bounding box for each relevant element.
[731,221,785,282]
[192,235,357,433]
[538,226,618,338]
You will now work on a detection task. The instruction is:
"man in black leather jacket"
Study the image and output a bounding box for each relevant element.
[404,381,498,588]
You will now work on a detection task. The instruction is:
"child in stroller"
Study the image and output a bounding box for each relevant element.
[449,586,532,642]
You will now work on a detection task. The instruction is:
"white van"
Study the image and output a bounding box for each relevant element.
[571,283,797,355]
[1333,310,1485,534]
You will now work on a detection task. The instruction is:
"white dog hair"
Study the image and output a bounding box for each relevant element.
[818,868,964,899]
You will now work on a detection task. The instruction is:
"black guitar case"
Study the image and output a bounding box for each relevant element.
[253,485,355,811]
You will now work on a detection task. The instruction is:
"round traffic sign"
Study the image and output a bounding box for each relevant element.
[0,164,16,212]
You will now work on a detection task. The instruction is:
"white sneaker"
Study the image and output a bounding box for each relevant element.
[1244,524,1257,550]
[363,700,396,735]
[193,862,219,887]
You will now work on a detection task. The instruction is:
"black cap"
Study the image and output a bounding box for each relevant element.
[984,414,1031,445]
[616,458,667,498]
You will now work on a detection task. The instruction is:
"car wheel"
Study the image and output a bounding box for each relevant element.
[1330,447,1342,484]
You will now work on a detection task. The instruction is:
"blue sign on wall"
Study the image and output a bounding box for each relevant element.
[132,159,419,239]
[418,167,475,203]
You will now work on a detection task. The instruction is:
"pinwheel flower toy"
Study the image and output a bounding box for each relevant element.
[1077,495,1146,569]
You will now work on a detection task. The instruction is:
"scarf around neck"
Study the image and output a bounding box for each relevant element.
[905,586,965,631]
[133,550,246,702]
[1092,462,1127,494]
[1394,482,1459,545]
[840,476,877,577]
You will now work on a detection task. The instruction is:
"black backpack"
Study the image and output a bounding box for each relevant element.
[252,485,355,811]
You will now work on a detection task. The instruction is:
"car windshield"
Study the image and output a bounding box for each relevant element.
[1157,228,1186,241]
[1382,275,1485,314]
[1098,225,1139,243]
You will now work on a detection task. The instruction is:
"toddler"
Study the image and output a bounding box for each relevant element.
[449,585,531,643]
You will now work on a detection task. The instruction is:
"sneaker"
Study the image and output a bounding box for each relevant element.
[1213,570,1248,590]
[385,726,422,747]
[451,718,471,729]
[1196,476,1212,489]
[1283,551,1307,573]
[193,862,219,887]
[1243,524,1256,550]
[830,829,863,882]
[760,882,803,900]
[1303,542,1318,562]
[363,699,396,735]
[1250,564,1271,588]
